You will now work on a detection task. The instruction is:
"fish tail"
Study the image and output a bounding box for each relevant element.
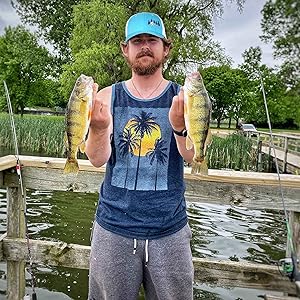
[64,157,79,174]
[191,159,208,175]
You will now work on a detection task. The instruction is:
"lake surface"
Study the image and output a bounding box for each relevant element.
[0,186,287,300]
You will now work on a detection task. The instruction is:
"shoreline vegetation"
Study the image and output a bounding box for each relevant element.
[0,113,274,172]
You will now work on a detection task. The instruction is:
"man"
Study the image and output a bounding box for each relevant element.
[86,12,195,300]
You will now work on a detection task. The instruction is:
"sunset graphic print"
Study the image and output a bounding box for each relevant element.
[111,107,171,191]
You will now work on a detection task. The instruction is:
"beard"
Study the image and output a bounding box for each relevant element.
[127,49,164,76]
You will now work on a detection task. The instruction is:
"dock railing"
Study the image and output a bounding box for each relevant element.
[0,155,300,299]
[245,131,300,174]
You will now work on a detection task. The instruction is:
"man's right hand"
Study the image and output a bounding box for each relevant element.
[90,83,112,133]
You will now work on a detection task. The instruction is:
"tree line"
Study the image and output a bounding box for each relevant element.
[0,0,299,128]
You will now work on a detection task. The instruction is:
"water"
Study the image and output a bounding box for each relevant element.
[0,188,287,299]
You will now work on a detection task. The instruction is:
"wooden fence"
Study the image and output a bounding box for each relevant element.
[0,155,300,299]
[246,131,300,174]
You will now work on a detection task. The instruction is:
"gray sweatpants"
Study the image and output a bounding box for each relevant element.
[88,222,194,300]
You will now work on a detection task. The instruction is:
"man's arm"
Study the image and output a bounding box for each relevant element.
[169,88,195,163]
[85,84,113,167]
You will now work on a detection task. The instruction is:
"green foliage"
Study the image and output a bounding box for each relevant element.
[0,113,65,156]
[207,134,257,171]
[201,65,250,127]
[12,0,81,61]
[59,0,244,99]
[239,46,300,128]
[261,0,299,66]
[0,26,61,114]
[1,112,264,172]
[13,0,245,68]
[60,2,129,100]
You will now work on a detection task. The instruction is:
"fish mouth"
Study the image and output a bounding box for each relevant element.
[184,71,203,91]
[188,72,201,79]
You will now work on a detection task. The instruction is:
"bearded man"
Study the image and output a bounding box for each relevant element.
[86,12,195,300]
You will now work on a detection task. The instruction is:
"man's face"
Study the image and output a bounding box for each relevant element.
[122,34,169,75]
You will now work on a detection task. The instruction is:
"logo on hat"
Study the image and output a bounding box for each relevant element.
[148,19,161,27]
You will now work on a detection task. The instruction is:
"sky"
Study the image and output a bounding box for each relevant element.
[213,0,281,67]
[0,0,281,68]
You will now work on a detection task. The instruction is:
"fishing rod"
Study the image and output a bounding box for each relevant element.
[258,70,300,288]
[3,81,37,300]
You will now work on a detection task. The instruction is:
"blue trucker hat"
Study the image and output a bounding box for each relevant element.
[125,12,167,42]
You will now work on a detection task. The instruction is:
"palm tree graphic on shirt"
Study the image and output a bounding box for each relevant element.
[146,138,168,190]
[118,110,168,190]
[118,127,140,187]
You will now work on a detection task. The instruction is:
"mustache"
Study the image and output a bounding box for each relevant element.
[136,49,154,58]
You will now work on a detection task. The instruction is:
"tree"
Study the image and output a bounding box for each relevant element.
[59,0,246,101]
[13,0,245,99]
[13,0,245,64]
[0,26,59,114]
[201,65,250,128]
[12,0,80,62]
[261,0,300,83]
[240,47,299,128]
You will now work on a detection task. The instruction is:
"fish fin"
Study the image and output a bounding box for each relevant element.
[206,129,213,147]
[186,135,194,150]
[63,158,79,174]
[64,132,68,148]
[79,141,86,153]
[191,158,208,175]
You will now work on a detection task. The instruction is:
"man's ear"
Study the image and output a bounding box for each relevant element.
[120,42,128,57]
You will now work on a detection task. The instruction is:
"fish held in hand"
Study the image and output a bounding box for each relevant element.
[184,72,212,175]
[64,74,94,174]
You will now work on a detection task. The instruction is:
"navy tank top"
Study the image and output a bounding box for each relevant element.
[95,81,188,239]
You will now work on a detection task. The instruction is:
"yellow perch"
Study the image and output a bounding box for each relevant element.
[184,72,211,175]
[64,74,94,174]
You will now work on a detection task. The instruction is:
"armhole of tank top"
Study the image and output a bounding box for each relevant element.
[111,83,116,115]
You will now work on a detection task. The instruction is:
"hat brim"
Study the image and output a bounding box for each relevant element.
[125,31,166,42]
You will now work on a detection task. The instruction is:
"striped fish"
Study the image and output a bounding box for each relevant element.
[64,74,93,174]
[184,72,212,175]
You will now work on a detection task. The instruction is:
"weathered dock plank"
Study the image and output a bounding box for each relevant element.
[264,296,300,300]
[1,155,299,211]
[0,155,16,171]
[2,237,296,295]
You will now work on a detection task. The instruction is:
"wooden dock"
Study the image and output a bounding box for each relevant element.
[0,155,300,299]
[249,131,300,174]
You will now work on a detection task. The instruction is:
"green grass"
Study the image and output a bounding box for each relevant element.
[207,134,259,171]
[0,113,65,156]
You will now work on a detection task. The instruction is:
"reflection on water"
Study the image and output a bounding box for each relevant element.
[0,189,286,300]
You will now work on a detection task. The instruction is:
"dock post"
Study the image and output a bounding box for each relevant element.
[283,137,288,174]
[292,212,300,297]
[256,140,263,172]
[7,186,26,300]
[286,211,300,297]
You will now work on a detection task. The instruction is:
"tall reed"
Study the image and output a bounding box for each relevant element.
[0,113,267,171]
[0,113,65,157]
[207,134,257,171]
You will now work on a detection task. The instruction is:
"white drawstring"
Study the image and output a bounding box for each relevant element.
[145,239,149,266]
[133,238,149,266]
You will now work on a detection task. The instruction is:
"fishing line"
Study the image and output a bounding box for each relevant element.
[258,70,298,282]
[3,81,37,300]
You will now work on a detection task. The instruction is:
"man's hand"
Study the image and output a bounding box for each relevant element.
[169,88,185,131]
[90,83,112,134]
